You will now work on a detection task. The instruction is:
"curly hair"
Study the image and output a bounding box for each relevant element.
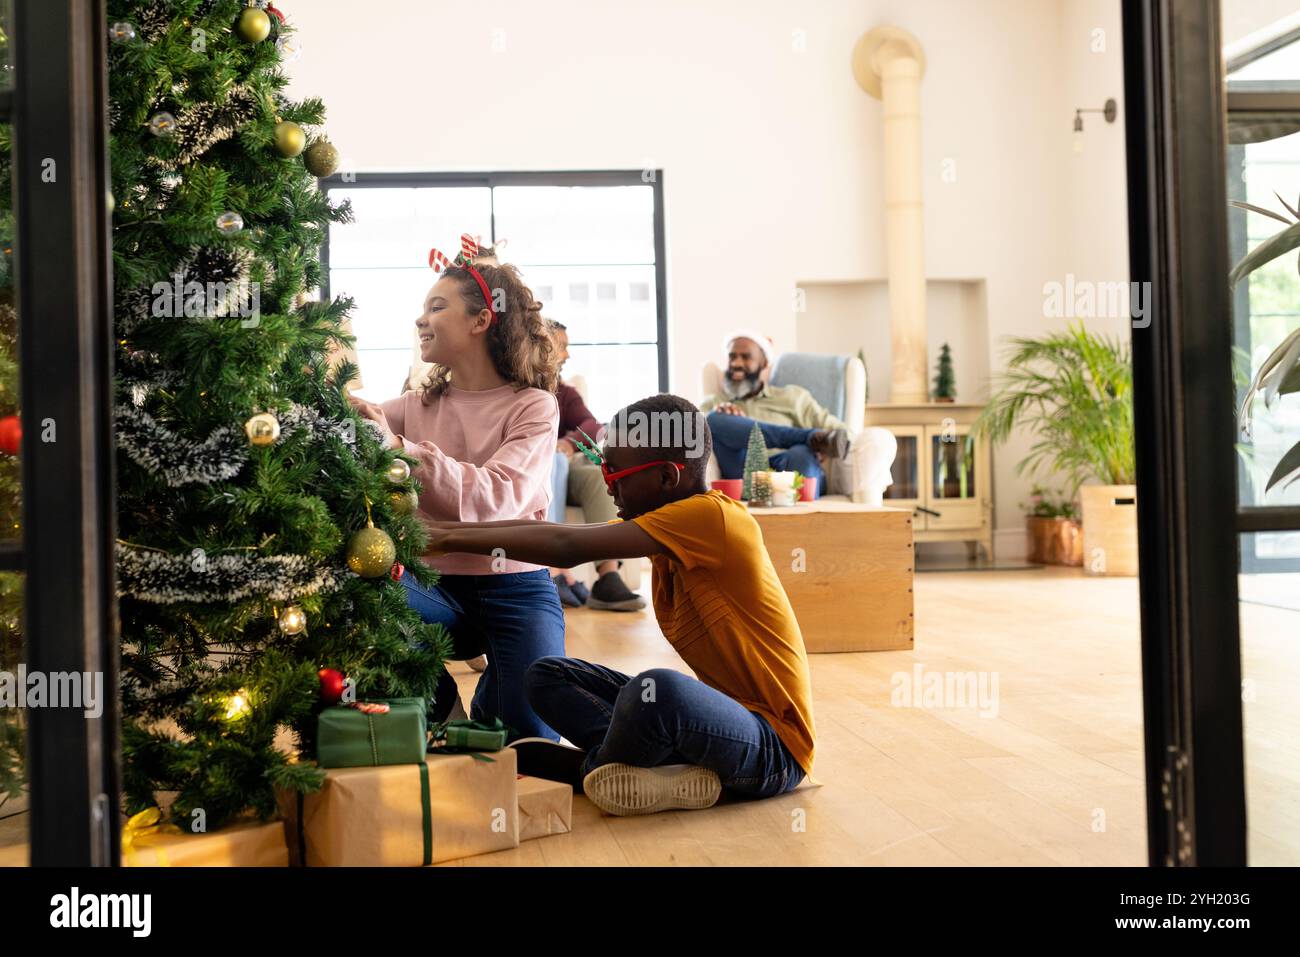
[418,261,559,402]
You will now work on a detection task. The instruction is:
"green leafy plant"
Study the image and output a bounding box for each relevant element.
[1231,193,1300,491]
[974,322,1134,498]
[1022,485,1079,520]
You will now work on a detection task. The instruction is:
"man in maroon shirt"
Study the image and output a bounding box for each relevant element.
[547,322,645,611]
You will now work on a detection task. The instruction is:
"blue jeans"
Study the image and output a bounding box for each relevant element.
[525,657,806,798]
[401,568,565,741]
[548,451,569,523]
[706,411,827,495]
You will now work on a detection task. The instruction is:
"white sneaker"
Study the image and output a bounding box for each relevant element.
[582,763,722,816]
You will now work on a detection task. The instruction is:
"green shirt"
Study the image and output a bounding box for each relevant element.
[700,383,847,436]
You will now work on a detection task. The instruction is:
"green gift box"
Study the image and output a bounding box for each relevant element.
[317,697,428,768]
[430,717,509,753]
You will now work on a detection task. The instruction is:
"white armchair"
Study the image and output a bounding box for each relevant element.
[700,353,896,504]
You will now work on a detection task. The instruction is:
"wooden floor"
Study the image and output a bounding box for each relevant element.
[441,567,1163,866]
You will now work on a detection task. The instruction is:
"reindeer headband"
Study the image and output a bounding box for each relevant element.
[429,233,497,326]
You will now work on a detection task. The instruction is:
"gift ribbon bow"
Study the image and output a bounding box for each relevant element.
[121,807,183,866]
[428,233,498,325]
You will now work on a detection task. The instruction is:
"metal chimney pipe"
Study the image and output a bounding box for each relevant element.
[853,26,928,404]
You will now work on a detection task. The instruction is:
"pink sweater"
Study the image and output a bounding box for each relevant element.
[380,384,559,575]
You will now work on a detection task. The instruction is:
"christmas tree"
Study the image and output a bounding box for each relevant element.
[107,0,448,829]
[741,421,768,500]
[933,342,957,401]
[0,252,23,816]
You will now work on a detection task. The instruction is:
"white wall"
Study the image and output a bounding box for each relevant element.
[286,0,1131,545]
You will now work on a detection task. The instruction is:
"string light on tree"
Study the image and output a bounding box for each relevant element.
[148,112,178,137]
[244,412,281,447]
[275,35,303,62]
[224,689,252,721]
[215,211,244,236]
[109,21,137,44]
[278,604,307,635]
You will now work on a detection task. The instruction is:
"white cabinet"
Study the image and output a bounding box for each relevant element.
[864,403,994,559]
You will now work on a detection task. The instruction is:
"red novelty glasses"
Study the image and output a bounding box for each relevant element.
[600,460,685,491]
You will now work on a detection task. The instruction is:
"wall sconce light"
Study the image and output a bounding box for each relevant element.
[1073,98,1118,153]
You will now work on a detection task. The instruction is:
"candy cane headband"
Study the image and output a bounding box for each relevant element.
[428,233,497,325]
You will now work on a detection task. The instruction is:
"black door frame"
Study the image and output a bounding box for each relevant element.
[1123,0,1247,866]
[8,0,119,865]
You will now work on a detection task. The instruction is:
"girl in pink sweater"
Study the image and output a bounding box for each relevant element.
[350,255,563,739]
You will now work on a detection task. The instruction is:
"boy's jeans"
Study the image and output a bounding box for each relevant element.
[526,656,806,797]
[401,568,565,741]
[706,411,827,495]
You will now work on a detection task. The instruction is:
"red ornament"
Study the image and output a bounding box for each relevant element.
[266,4,286,22]
[318,667,345,705]
[0,415,20,456]
[389,562,405,582]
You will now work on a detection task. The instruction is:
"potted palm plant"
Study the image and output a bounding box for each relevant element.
[975,323,1136,575]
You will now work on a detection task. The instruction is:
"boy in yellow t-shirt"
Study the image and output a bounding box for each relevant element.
[425,393,814,816]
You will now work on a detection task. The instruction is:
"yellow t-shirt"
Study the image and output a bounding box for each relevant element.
[631,490,816,774]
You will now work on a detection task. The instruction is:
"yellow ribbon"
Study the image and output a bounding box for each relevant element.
[121,807,183,866]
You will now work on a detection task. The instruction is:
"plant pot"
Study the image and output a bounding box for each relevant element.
[1026,516,1083,566]
[1080,484,1138,576]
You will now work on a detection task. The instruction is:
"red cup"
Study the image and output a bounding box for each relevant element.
[711,478,743,500]
[798,480,817,502]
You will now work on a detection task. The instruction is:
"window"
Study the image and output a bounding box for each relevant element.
[322,172,667,424]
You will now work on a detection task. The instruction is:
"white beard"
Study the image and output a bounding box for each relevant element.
[722,371,763,400]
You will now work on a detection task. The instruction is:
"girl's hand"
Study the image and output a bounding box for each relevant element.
[348,393,401,449]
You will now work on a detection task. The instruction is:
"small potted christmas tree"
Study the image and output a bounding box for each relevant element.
[932,342,957,403]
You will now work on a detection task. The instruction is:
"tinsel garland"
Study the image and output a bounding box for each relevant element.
[115,401,379,486]
[148,83,260,170]
[116,404,247,486]
[117,543,353,604]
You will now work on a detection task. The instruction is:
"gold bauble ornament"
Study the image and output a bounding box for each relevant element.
[386,458,412,484]
[278,605,307,635]
[347,526,397,578]
[303,140,340,178]
[389,489,419,515]
[274,120,306,158]
[236,8,272,43]
[245,412,281,447]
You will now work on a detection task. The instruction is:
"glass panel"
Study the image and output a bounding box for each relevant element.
[0,0,11,91]
[518,263,657,344]
[1227,106,1300,565]
[0,6,24,851]
[884,434,918,500]
[563,343,658,425]
[493,185,656,266]
[326,186,492,269]
[932,433,976,500]
[1239,532,1300,865]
